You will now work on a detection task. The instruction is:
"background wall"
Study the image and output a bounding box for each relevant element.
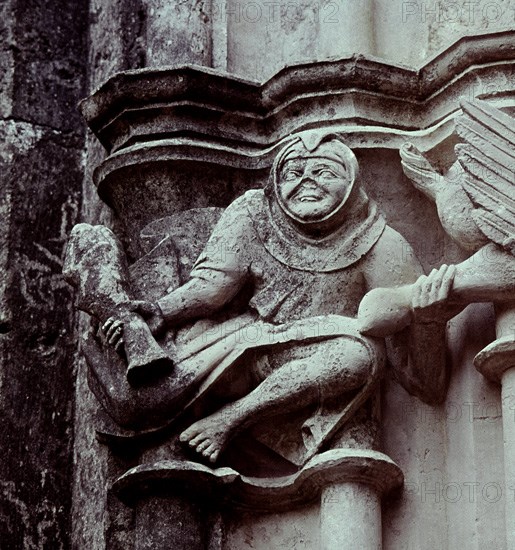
[0,0,87,548]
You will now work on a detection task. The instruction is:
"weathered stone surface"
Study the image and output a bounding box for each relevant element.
[224,502,320,550]
[134,494,208,550]
[64,128,484,550]
[78,28,515,269]
[66,133,395,461]
[7,0,87,131]
[383,302,504,549]
[224,0,375,79]
[0,0,15,119]
[88,0,212,92]
[75,79,515,550]
[375,0,515,66]
[143,0,212,67]
[113,449,403,511]
[81,31,515,156]
[0,126,84,548]
[0,1,87,548]
[383,99,515,550]
[2,0,514,545]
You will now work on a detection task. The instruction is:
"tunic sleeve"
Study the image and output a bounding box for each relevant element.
[157,194,252,324]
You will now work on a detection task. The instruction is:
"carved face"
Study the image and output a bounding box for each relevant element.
[278,157,350,221]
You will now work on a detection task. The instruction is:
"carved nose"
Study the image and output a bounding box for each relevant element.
[300,176,317,186]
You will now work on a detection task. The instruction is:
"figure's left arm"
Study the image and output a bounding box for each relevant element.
[361,227,460,404]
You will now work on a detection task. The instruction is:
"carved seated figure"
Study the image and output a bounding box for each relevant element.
[64,130,458,476]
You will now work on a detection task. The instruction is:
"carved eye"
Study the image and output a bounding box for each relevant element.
[316,169,339,179]
[282,170,302,181]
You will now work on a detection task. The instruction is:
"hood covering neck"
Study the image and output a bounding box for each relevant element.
[250,130,385,272]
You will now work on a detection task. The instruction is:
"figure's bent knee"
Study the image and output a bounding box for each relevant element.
[327,338,375,385]
[311,336,384,402]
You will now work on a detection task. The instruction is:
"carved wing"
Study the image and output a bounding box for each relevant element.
[455,100,515,255]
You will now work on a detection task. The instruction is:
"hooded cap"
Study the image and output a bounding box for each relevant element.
[250,129,386,272]
[265,130,359,227]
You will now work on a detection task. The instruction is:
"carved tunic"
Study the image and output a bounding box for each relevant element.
[159,188,419,328]
[151,186,425,447]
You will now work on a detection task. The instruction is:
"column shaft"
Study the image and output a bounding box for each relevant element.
[320,482,382,550]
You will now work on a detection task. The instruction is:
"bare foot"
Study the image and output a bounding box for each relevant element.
[179,404,242,463]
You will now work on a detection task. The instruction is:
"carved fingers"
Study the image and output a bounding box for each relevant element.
[102,317,124,351]
[412,264,457,323]
[129,300,166,336]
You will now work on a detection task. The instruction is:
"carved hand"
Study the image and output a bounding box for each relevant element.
[128,300,166,336]
[101,301,166,351]
[102,316,125,351]
[358,264,460,337]
[411,264,458,324]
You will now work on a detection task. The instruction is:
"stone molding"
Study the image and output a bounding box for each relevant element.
[474,336,515,383]
[79,30,515,206]
[82,30,515,151]
[112,449,403,512]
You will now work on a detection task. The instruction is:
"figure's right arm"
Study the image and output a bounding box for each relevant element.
[156,199,251,326]
[102,197,253,347]
[156,267,246,326]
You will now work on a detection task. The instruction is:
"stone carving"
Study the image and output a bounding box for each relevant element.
[63,225,175,385]
[64,129,460,506]
[360,100,515,354]
[392,99,515,549]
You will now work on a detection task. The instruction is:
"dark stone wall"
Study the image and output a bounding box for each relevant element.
[0,1,88,548]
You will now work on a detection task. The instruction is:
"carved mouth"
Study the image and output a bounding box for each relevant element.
[298,196,321,202]
[292,191,324,202]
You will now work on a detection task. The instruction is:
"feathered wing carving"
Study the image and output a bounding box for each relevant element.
[455,100,515,255]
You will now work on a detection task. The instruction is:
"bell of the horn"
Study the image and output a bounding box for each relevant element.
[120,312,174,385]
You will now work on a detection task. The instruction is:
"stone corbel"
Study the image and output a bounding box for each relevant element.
[74,30,515,550]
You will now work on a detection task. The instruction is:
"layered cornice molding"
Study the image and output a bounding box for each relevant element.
[81,30,515,194]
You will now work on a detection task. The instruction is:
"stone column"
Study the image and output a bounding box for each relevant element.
[501,368,515,550]
[475,306,515,550]
[134,495,208,550]
[320,483,381,550]
[142,0,212,67]
[225,0,375,80]
[79,4,219,547]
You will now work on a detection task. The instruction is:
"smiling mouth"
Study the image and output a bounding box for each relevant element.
[294,193,324,202]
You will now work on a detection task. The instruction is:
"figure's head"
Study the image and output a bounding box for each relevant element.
[268,131,359,230]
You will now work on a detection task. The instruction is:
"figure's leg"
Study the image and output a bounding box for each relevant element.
[64,223,173,385]
[180,338,374,463]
